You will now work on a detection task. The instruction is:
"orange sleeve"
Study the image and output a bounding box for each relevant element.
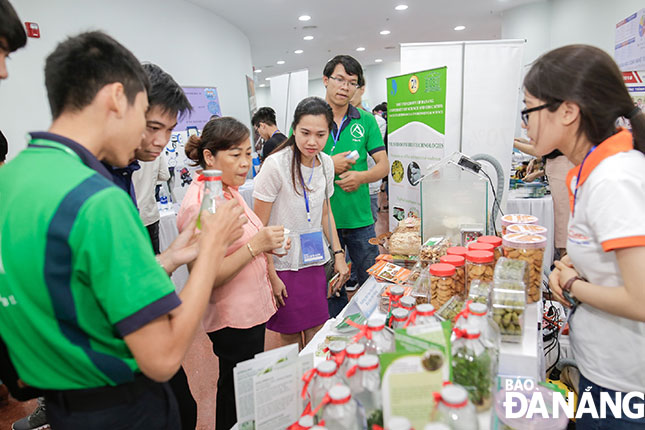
[602,235,645,252]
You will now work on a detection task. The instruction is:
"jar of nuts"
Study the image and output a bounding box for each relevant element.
[502,233,546,304]
[429,263,457,309]
[477,236,503,263]
[440,254,466,298]
[465,250,495,289]
[500,214,538,235]
[492,284,526,343]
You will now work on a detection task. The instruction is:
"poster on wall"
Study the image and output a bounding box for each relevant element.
[165,86,222,204]
[386,67,447,231]
[615,9,645,71]
[618,71,645,130]
[246,75,261,146]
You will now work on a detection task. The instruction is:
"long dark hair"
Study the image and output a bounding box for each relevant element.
[524,44,645,154]
[185,117,249,168]
[273,97,333,195]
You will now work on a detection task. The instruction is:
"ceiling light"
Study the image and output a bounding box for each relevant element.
[375,59,383,63]
[294,49,303,54]
[395,4,408,11]
[254,69,262,73]
[380,30,391,35]
[454,25,466,31]
[356,47,366,52]
[298,15,311,21]
[259,84,266,87]
[303,35,314,41]
[277,60,285,65]
[265,77,271,81]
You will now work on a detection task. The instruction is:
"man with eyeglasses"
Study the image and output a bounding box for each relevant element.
[321,55,389,316]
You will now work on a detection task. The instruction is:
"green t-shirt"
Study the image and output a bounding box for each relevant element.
[322,104,385,229]
[0,135,180,390]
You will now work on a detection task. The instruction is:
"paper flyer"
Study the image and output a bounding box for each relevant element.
[386,67,447,231]
[615,9,645,71]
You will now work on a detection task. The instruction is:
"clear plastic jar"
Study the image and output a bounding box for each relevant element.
[465,250,494,288]
[390,307,410,329]
[466,280,492,308]
[399,295,416,313]
[429,263,457,309]
[502,233,546,303]
[506,223,547,236]
[354,354,382,418]
[476,235,503,263]
[500,213,538,236]
[362,315,395,355]
[492,283,526,343]
[451,327,497,412]
[321,385,360,430]
[308,360,341,409]
[341,343,365,382]
[411,269,431,305]
[388,416,413,430]
[439,254,466,298]
[327,340,347,368]
[435,384,479,430]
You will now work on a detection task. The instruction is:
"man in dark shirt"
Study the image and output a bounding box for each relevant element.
[251,107,287,160]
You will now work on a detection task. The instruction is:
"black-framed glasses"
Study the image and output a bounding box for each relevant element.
[329,75,360,88]
[521,102,560,125]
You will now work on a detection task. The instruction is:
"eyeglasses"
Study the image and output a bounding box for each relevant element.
[329,75,360,89]
[521,101,560,125]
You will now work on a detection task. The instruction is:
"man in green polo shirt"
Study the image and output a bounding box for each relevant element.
[321,55,389,315]
[0,31,245,429]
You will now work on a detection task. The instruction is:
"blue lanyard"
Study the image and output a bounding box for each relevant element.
[300,157,317,224]
[331,116,347,153]
[271,130,280,138]
[572,146,597,216]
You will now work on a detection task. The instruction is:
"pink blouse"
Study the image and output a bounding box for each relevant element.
[177,178,276,332]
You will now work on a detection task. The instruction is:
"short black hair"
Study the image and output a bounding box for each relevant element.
[323,55,365,87]
[0,0,27,52]
[142,63,192,120]
[44,31,149,119]
[251,107,277,127]
[0,129,7,162]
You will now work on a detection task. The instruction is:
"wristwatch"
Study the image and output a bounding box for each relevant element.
[562,275,583,307]
[333,249,345,255]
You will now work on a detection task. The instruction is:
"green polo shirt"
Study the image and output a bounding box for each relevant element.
[323,104,385,229]
[0,133,180,390]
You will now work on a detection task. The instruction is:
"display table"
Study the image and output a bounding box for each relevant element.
[506,191,555,270]
[300,276,544,429]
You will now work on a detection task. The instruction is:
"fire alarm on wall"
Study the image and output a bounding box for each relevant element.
[25,22,40,38]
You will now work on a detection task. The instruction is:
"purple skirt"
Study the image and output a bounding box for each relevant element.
[266,265,329,334]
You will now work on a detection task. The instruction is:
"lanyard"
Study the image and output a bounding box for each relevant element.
[271,130,280,138]
[331,116,347,153]
[572,146,597,216]
[300,157,317,224]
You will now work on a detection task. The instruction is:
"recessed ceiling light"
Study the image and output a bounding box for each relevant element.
[265,77,271,81]
[298,15,311,21]
[356,47,366,52]
[375,59,383,63]
[294,49,303,54]
[454,25,466,31]
[303,35,314,41]
[276,60,285,65]
[380,30,391,35]
[254,69,262,73]
[259,84,266,87]
[395,4,408,11]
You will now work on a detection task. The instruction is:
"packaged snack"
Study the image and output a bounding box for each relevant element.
[419,236,450,266]
[502,233,546,303]
[460,224,484,246]
[465,250,495,287]
[476,235,503,262]
[389,217,422,256]
[494,257,529,287]
[429,263,457,309]
[439,254,466,298]
[410,269,431,305]
[500,214,538,235]
[436,296,465,322]
[492,284,526,343]
[367,261,412,285]
[467,280,492,307]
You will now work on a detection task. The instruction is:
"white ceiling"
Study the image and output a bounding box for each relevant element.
[187,0,542,85]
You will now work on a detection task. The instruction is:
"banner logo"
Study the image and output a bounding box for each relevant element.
[350,124,365,139]
[408,75,419,94]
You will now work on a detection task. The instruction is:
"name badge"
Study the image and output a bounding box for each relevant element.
[300,230,326,264]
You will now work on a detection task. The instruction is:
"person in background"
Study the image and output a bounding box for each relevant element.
[0,0,26,80]
[254,97,350,349]
[178,117,286,430]
[0,31,246,430]
[322,55,388,316]
[0,130,7,167]
[252,106,287,161]
[523,44,645,429]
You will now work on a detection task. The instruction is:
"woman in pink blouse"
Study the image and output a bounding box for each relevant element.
[177,117,287,430]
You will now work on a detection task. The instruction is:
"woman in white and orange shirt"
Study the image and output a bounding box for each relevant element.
[177,117,287,430]
[523,45,645,428]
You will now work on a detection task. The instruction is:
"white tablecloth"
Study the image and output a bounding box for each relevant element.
[159,208,189,293]
[506,191,555,271]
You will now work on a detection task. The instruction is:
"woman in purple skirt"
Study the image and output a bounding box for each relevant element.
[254,97,350,348]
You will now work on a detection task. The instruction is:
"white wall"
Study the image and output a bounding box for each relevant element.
[1,0,253,160]
[502,0,645,65]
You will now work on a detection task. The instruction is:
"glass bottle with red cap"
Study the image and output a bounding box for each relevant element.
[327,340,347,368]
[340,343,365,383]
[440,254,466,297]
[429,263,457,309]
[390,307,410,329]
[433,384,478,429]
[362,315,395,355]
[406,303,440,327]
[465,250,494,292]
[388,416,413,430]
[197,169,223,228]
[307,360,341,410]
[476,235,503,262]
[352,354,382,417]
[454,302,501,360]
[321,384,361,430]
[399,295,416,313]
